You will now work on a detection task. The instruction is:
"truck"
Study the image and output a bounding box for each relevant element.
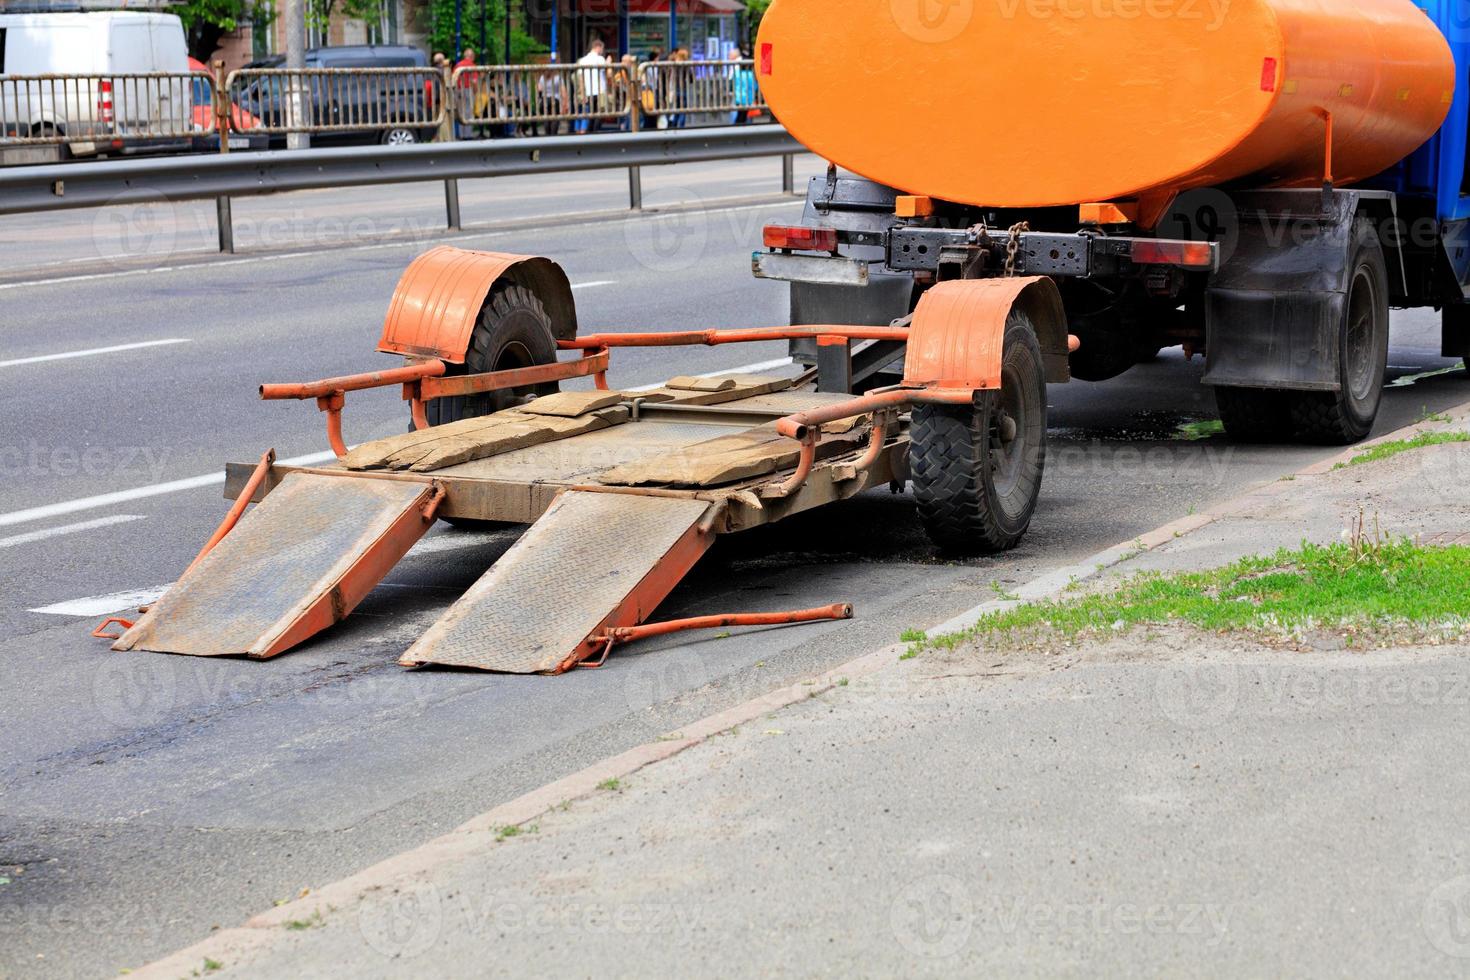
[0,10,192,158]
[750,0,1470,553]
[95,0,1470,673]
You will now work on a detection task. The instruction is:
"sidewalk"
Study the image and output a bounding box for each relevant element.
[139,405,1470,978]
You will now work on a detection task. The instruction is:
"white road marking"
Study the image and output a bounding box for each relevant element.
[0,339,190,369]
[0,449,339,530]
[0,514,145,549]
[571,280,615,290]
[30,585,172,617]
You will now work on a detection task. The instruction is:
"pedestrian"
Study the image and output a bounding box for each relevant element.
[574,38,608,134]
[643,49,664,129]
[535,52,567,135]
[667,47,690,129]
[616,54,638,131]
[454,48,479,139]
[728,49,756,125]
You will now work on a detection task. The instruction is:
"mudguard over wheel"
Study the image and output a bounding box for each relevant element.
[423,284,560,427]
[910,313,1047,554]
[1288,217,1389,444]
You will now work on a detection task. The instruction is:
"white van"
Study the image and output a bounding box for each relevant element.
[0,11,192,156]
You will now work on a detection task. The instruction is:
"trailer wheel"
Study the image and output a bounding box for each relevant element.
[1214,387,1290,442]
[910,312,1046,554]
[422,284,560,428]
[1289,220,1389,444]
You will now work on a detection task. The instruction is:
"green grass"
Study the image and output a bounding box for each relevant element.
[911,540,1470,656]
[1175,419,1226,441]
[495,823,538,841]
[283,911,323,931]
[1337,431,1470,468]
[597,778,622,792]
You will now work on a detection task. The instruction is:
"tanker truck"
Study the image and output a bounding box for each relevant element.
[751,0,1470,550]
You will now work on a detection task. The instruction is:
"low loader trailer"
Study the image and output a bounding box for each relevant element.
[102,246,1075,673]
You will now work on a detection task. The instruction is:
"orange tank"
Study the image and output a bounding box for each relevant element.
[756,0,1455,218]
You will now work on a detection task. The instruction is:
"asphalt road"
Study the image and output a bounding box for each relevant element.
[1,167,1468,978]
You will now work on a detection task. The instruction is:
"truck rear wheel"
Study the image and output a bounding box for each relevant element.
[422,284,560,428]
[910,313,1046,554]
[1288,219,1389,444]
[1214,387,1290,442]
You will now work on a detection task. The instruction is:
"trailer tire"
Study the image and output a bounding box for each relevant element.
[1288,219,1389,445]
[1214,387,1291,442]
[422,284,560,428]
[910,313,1046,555]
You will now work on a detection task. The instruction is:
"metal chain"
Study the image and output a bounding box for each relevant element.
[1004,221,1030,277]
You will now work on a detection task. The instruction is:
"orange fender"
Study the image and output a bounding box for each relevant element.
[902,278,1071,390]
[378,246,579,364]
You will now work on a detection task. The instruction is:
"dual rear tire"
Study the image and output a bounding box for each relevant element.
[1215,218,1389,445]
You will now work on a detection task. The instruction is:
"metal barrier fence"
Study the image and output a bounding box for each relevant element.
[0,72,204,145]
[638,60,766,120]
[0,62,767,151]
[225,67,445,138]
[451,64,635,128]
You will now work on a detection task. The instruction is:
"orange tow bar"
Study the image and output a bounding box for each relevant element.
[580,603,855,668]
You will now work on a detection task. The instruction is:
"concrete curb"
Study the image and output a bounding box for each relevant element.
[130,395,1470,977]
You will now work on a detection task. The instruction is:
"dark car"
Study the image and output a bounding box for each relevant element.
[236,45,438,146]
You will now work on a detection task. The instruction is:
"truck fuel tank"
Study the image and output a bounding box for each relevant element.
[756,0,1455,220]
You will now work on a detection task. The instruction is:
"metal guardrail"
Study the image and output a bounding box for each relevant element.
[1,72,204,145]
[226,67,444,137]
[0,126,805,253]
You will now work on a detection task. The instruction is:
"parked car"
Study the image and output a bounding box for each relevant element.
[186,57,267,152]
[0,11,192,157]
[233,45,438,146]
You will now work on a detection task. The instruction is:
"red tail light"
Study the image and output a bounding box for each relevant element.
[764,225,839,252]
[97,80,114,125]
[1131,239,1216,270]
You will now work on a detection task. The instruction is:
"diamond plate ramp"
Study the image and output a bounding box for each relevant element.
[401,491,714,674]
[115,473,440,659]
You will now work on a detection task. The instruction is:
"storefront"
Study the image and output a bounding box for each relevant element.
[533,0,746,62]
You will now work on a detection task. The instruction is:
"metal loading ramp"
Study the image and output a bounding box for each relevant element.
[113,473,442,659]
[400,491,715,674]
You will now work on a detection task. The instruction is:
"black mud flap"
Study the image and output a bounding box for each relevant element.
[1199,189,1384,392]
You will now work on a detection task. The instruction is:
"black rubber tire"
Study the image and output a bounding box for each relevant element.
[422,283,559,428]
[910,312,1047,555]
[1288,218,1390,444]
[1214,386,1291,443]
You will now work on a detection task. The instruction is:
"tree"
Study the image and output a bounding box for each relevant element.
[425,0,546,63]
[176,0,275,61]
[744,0,774,45]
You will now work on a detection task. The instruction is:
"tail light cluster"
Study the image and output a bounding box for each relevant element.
[763,225,839,253]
